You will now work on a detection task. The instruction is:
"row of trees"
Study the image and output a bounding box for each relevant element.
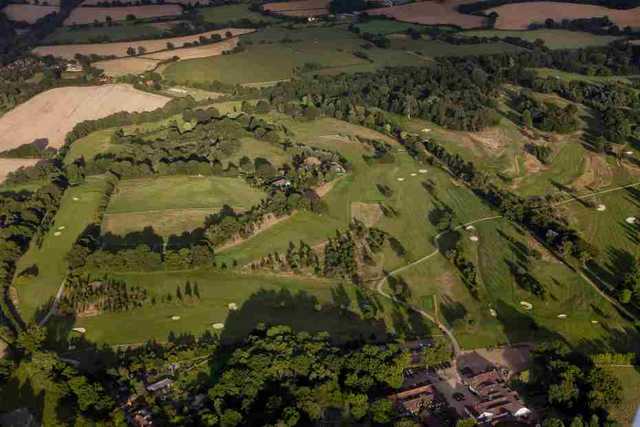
[58,274,149,315]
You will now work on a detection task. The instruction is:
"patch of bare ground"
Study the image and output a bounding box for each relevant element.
[367,0,484,28]
[459,345,532,376]
[0,84,169,149]
[0,159,41,184]
[76,303,100,318]
[33,28,252,60]
[3,4,59,23]
[573,152,613,190]
[490,2,640,30]
[351,202,383,227]
[64,4,181,25]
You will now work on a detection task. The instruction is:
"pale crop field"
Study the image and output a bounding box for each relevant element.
[64,4,182,25]
[0,159,41,184]
[263,0,330,16]
[367,0,485,29]
[0,84,169,149]
[490,2,640,30]
[33,28,251,59]
[3,4,59,23]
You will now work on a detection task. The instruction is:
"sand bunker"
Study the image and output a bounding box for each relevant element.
[171,315,181,320]
[419,169,427,173]
[557,314,567,319]
[520,301,533,310]
[72,327,86,334]
[625,217,637,224]
[596,204,606,211]
[212,323,224,329]
[489,308,497,317]
[53,231,62,236]
[228,302,238,310]
[469,236,479,242]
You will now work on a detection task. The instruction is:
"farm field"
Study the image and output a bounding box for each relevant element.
[0,84,169,149]
[42,21,165,44]
[0,159,41,184]
[353,19,426,35]
[367,0,484,29]
[605,366,640,426]
[462,29,622,49]
[489,2,640,30]
[14,176,111,323]
[2,4,59,23]
[197,3,280,24]
[532,67,638,84]
[64,4,182,25]
[33,28,251,59]
[263,0,330,17]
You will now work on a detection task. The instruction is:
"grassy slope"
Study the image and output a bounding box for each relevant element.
[197,3,280,24]
[14,176,109,323]
[43,22,163,44]
[462,29,621,49]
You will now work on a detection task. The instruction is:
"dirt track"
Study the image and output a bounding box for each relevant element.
[0,84,169,149]
[490,2,640,29]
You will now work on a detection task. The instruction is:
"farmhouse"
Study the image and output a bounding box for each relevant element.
[146,378,173,393]
[463,369,533,425]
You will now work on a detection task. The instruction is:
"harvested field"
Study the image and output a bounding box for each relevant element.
[143,35,241,60]
[351,202,383,227]
[3,4,59,23]
[368,0,484,29]
[263,0,329,16]
[0,84,169,149]
[93,57,160,76]
[0,159,41,184]
[490,2,640,30]
[102,208,216,238]
[33,28,251,59]
[64,4,182,25]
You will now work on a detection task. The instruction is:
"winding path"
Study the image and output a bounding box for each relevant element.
[372,181,640,356]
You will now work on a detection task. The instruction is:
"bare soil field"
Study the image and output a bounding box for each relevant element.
[3,4,59,23]
[0,84,169,149]
[143,34,242,60]
[33,28,250,59]
[94,57,161,76]
[79,0,198,4]
[0,159,41,184]
[490,2,640,30]
[368,0,484,29]
[263,0,329,16]
[64,4,182,25]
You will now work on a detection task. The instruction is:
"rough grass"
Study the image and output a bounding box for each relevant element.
[354,19,424,35]
[42,22,163,44]
[14,176,110,323]
[462,29,621,50]
[605,366,640,426]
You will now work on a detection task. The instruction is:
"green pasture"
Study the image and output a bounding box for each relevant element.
[532,67,639,84]
[197,3,280,25]
[64,129,128,165]
[353,19,423,35]
[42,22,164,44]
[462,29,621,50]
[14,176,110,323]
[390,36,524,57]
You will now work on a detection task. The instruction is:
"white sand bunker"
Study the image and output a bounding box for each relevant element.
[489,308,497,317]
[418,169,427,174]
[466,225,475,231]
[228,303,238,310]
[625,150,634,155]
[57,226,65,230]
[557,314,567,319]
[53,231,62,236]
[397,177,405,182]
[410,173,417,177]
[72,327,86,334]
[469,236,479,242]
[596,204,606,211]
[171,315,181,320]
[212,323,224,330]
[591,320,599,324]
[625,217,637,224]
[520,301,533,310]
[72,197,79,201]
[421,128,431,133]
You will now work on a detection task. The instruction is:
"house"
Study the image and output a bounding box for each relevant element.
[146,378,173,393]
[330,161,346,174]
[270,177,292,188]
[463,369,533,425]
[65,62,83,73]
[388,382,446,416]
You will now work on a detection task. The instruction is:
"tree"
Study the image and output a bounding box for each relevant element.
[176,285,182,301]
[185,281,192,297]
[522,109,533,128]
[126,47,136,56]
[137,46,146,56]
[15,325,46,355]
[423,338,452,368]
[166,42,175,50]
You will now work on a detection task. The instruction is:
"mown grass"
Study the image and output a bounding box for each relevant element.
[462,29,621,50]
[15,176,110,323]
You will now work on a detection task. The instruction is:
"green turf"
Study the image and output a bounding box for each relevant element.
[42,22,164,44]
[462,29,622,50]
[14,176,110,323]
[390,36,524,57]
[107,175,265,213]
[197,3,280,25]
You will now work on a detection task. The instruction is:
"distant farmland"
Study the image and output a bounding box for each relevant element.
[0,159,41,184]
[367,0,485,29]
[489,2,640,30]
[462,29,622,49]
[263,0,330,17]
[0,85,169,149]
[3,4,59,23]
[64,4,182,25]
